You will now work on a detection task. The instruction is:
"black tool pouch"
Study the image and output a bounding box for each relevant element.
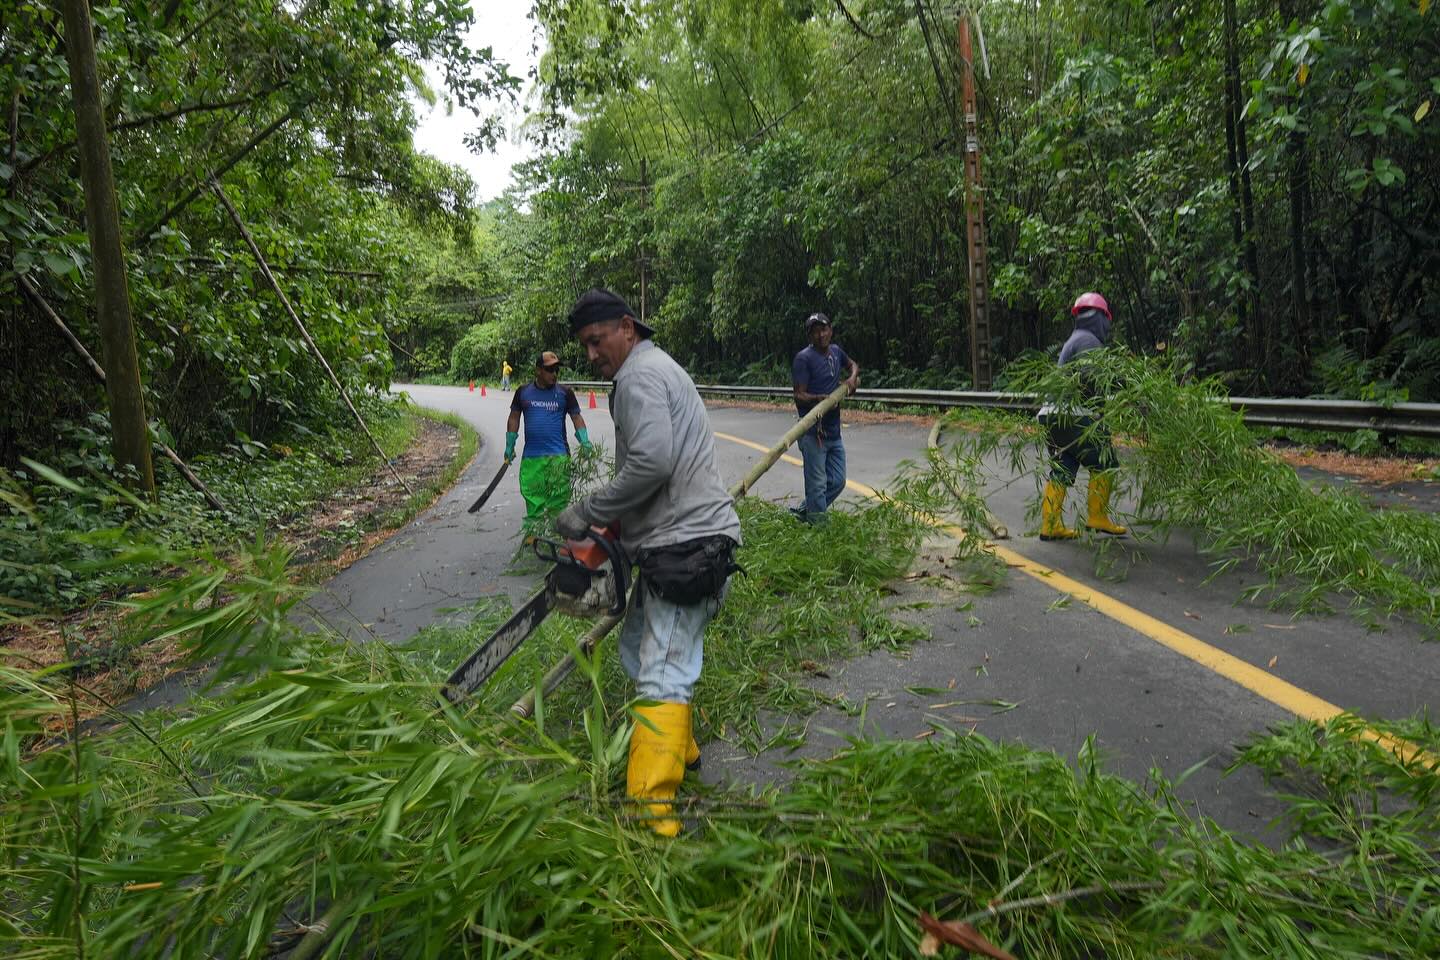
[638,535,742,606]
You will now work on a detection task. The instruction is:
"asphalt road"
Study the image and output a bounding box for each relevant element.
[302,383,1438,838]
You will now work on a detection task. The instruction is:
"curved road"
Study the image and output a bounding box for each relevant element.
[302,383,1438,837]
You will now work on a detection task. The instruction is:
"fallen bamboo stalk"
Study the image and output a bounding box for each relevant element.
[136,103,304,243]
[511,383,852,718]
[20,275,228,513]
[927,418,1009,539]
[210,179,413,496]
[729,382,850,499]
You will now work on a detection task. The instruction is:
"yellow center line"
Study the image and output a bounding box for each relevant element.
[714,430,1436,771]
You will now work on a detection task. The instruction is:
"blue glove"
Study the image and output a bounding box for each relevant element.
[576,427,593,452]
[555,503,589,540]
[504,431,518,464]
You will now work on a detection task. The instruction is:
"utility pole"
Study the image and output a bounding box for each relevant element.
[638,157,648,323]
[957,15,992,390]
[61,0,156,493]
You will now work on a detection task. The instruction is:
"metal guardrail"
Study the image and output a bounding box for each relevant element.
[564,381,1440,439]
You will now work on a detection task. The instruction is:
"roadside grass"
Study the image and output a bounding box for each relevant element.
[0,397,476,610]
[0,399,476,693]
[3,535,1437,958]
[924,354,1440,634]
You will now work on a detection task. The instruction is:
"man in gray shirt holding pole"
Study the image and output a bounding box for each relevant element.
[556,288,740,837]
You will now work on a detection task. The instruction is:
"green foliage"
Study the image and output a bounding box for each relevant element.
[2,0,516,464]
[0,398,420,611]
[448,0,1440,401]
[4,542,1438,956]
[447,322,510,383]
[933,352,1440,632]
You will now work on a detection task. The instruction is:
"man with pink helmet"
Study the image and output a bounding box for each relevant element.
[1036,292,1128,541]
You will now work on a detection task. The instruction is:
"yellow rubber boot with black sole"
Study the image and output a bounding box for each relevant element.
[685,733,702,772]
[628,702,690,838]
[1039,480,1078,541]
[1085,471,1128,536]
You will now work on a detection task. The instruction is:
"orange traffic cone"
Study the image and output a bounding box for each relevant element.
[481,383,487,397]
[469,381,475,392]
[588,390,597,410]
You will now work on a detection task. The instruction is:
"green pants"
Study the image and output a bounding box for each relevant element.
[518,455,572,522]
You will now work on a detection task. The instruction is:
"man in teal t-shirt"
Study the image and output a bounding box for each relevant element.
[506,351,593,524]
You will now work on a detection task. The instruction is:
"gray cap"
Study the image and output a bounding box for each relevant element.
[805,312,831,330]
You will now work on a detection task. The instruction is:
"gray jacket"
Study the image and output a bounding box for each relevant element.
[575,340,741,554]
[1058,308,1111,365]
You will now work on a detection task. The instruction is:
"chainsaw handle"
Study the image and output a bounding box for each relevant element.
[530,529,628,617]
[587,530,628,616]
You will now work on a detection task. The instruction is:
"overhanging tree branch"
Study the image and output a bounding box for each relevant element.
[834,0,877,39]
[210,179,413,496]
[21,91,281,175]
[135,101,307,244]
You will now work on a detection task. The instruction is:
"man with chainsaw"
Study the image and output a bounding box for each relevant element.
[506,351,593,526]
[1036,291,1128,541]
[556,288,741,838]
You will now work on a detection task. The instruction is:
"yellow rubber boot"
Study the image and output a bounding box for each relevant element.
[685,733,702,772]
[1039,480,1078,540]
[1086,472,1128,536]
[627,702,690,838]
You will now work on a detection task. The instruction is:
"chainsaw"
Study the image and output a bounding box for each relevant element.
[441,528,628,705]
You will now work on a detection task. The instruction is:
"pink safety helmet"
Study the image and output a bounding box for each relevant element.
[1071,291,1111,320]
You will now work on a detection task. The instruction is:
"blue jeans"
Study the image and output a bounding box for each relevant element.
[797,430,846,519]
[618,583,728,703]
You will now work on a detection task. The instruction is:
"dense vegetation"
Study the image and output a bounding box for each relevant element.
[3,0,510,472]
[919,351,1440,632]
[448,0,1439,398]
[5,501,1437,958]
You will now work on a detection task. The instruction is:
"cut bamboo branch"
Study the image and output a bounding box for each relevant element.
[729,383,849,499]
[927,418,1008,539]
[20,276,228,513]
[510,609,625,719]
[956,880,1166,926]
[210,179,413,496]
[511,383,853,717]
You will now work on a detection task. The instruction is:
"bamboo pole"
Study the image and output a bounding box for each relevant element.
[20,276,228,513]
[210,180,413,496]
[511,383,852,718]
[135,103,303,244]
[927,418,1008,539]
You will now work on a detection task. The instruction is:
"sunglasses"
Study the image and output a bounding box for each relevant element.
[541,363,561,372]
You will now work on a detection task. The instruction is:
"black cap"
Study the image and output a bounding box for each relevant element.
[805,312,831,330]
[567,288,654,338]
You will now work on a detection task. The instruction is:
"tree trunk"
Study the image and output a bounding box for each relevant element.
[60,0,155,494]
[1223,0,1264,379]
[1284,109,1312,384]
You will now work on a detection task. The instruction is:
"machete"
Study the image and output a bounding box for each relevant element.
[467,459,511,513]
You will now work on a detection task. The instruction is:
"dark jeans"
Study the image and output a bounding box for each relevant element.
[798,430,846,519]
[1042,415,1116,486]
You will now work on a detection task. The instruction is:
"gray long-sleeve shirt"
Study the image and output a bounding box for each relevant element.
[576,340,741,555]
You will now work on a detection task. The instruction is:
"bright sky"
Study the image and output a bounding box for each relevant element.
[411,0,542,201]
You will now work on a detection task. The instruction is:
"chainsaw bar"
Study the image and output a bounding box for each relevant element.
[441,587,552,704]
